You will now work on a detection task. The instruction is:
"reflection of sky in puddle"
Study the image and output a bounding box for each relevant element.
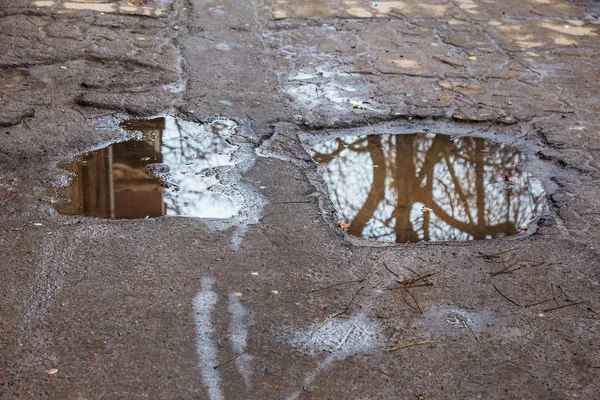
[59,117,240,219]
[310,133,545,243]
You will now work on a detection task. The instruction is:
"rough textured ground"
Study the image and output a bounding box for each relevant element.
[1,0,599,398]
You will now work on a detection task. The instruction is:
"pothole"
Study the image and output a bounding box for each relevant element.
[58,116,244,219]
[310,132,545,243]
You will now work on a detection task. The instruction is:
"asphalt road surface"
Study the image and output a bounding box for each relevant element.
[1,0,600,398]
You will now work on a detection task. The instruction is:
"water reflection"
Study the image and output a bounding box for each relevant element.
[310,133,544,243]
[59,117,240,219]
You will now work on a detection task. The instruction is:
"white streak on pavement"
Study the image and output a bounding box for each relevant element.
[287,314,382,400]
[193,277,223,400]
[228,293,253,389]
[18,226,89,367]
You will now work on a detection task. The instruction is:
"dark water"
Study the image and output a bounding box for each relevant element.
[310,133,544,243]
[58,117,240,219]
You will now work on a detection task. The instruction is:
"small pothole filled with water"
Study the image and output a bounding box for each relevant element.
[58,117,243,219]
[310,133,544,243]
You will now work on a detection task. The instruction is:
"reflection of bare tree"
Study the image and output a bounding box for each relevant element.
[311,134,543,243]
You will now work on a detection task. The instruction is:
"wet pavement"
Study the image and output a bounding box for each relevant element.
[1,0,600,399]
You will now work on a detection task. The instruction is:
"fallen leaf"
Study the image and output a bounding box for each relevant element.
[468,56,477,61]
[520,225,529,231]
[337,221,350,229]
[422,206,433,213]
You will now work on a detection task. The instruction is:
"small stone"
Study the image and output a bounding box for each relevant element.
[45,368,58,375]
[264,367,273,375]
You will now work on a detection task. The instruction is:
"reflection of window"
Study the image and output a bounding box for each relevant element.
[311,133,543,243]
[60,117,241,219]
[61,119,166,219]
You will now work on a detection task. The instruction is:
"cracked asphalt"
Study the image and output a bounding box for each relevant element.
[1,0,600,398]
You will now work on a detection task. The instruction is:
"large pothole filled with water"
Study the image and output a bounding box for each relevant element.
[58,116,245,219]
[310,133,544,243]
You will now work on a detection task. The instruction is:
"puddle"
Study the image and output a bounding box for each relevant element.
[58,117,243,219]
[310,133,544,243]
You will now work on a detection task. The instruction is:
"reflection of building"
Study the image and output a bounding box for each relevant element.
[61,118,166,219]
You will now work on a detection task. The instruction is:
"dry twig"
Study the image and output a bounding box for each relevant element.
[543,302,582,313]
[432,56,464,69]
[386,341,441,352]
[311,311,346,336]
[458,315,478,340]
[492,283,522,307]
[310,277,365,293]
[214,351,247,370]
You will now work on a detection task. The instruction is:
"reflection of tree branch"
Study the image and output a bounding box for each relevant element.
[347,137,370,152]
[474,138,486,239]
[312,137,369,163]
[348,136,386,237]
[443,151,474,225]
[416,134,446,186]
[427,201,517,239]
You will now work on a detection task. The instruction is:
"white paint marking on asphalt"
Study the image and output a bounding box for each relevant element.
[230,224,247,252]
[287,314,382,400]
[18,226,89,367]
[193,277,223,400]
[228,293,253,389]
